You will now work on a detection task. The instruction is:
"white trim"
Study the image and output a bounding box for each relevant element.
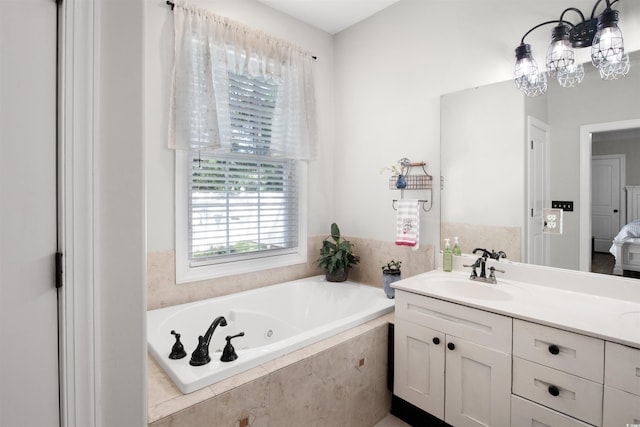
[175,151,308,283]
[59,1,99,426]
[579,118,640,272]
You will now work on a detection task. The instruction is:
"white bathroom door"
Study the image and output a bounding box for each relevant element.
[0,1,60,426]
[527,117,548,266]
[592,155,623,253]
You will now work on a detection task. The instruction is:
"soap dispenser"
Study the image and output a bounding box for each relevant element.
[443,239,453,272]
[453,236,462,256]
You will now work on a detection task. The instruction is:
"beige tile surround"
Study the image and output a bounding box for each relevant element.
[146,237,433,426]
[441,222,522,262]
[147,236,434,310]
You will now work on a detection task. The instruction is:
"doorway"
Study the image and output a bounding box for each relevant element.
[579,119,640,272]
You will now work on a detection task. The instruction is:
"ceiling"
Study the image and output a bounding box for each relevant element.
[254,0,401,34]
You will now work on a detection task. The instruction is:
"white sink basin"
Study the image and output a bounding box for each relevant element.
[426,277,514,301]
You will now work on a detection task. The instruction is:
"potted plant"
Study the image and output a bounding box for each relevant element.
[317,223,359,282]
[381,260,402,298]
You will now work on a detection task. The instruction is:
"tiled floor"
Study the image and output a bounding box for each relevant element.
[374,414,411,427]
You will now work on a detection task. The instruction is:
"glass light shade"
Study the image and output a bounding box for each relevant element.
[598,51,630,80]
[546,24,574,76]
[556,62,584,87]
[591,9,625,68]
[514,69,548,97]
[514,44,548,97]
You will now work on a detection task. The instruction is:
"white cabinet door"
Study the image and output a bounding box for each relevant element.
[603,386,640,426]
[445,336,512,427]
[394,319,445,419]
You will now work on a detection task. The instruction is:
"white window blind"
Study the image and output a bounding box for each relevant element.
[187,72,299,265]
[189,153,298,264]
[228,73,278,156]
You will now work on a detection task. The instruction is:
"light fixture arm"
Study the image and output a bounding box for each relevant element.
[559,7,586,24]
[590,0,616,20]
[520,20,567,45]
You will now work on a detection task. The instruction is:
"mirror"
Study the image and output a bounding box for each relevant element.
[441,50,640,272]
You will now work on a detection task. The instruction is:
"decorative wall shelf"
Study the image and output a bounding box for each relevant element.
[389,158,433,212]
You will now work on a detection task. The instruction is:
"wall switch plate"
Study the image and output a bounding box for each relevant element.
[551,200,573,211]
[543,208,563,234]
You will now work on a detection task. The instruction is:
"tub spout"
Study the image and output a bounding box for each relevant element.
[190,316,228,366]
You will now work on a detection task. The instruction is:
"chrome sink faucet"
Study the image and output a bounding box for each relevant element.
[463,248,506,284]
[190,316,228,366]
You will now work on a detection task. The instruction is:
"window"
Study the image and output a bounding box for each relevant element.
[188,154,299,262]
[175,72,308,283]
[170,5,316,282]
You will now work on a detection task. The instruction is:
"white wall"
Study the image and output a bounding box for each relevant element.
[441,81,525,227]
[594,135,640,185]
[146,0,335,252]
[333,0,640,252]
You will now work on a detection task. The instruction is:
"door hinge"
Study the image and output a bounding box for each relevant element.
[440,175,445,190]
[531,140,534,150]
[55,252,63,288]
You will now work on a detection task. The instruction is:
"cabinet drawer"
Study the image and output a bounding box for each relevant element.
[395,291,512,353]
[603,386,640,426]
[604,341,640,395]
[513,319,604,382]
[511,395,592,427]
[512,358,603,426]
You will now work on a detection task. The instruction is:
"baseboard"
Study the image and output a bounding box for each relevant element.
[390,395,451,427]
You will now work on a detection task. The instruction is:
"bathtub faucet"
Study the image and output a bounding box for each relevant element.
[189,316,228,366]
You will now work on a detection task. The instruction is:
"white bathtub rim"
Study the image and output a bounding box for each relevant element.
[147,275,394,394]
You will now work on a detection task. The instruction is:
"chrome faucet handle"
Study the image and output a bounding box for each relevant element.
[489,250,507,260]
[462,263,478,278]
[488,266,505,279]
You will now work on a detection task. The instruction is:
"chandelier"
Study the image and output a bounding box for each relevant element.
[514,0,629,97]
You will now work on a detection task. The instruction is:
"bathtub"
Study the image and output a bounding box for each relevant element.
[147,275,395,394]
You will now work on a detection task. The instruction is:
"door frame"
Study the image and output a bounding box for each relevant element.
[579,118,640,271]
[58,1,99,425]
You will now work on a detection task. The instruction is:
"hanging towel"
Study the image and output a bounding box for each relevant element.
[395,199,420,248]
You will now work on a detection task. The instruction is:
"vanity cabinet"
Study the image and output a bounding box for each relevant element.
[512,319,604,426]
[603,342,640,426]
[394,290,512,427]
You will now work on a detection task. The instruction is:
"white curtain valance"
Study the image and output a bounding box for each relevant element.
[168,1,318,160]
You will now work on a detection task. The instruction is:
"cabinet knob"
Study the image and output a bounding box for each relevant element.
[548,385,560,397]
[432,337,440,345]
[447,342,455,351]
[548,344,560,355]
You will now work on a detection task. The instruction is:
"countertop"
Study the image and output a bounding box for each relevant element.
[393,257,640,348]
